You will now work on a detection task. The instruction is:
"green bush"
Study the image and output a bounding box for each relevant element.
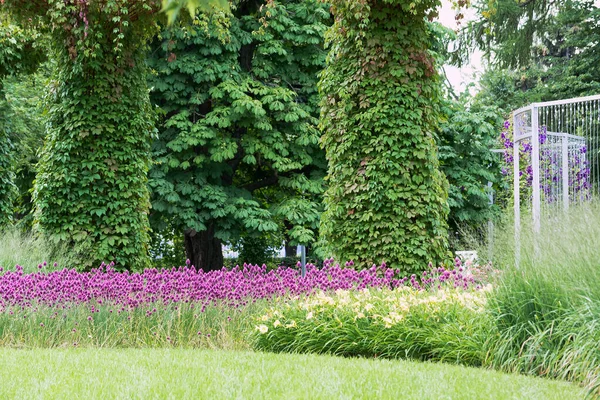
[252,287,493,365]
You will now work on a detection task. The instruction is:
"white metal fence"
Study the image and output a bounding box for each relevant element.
[512,95,599,254]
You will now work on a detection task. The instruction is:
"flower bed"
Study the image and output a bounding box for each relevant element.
[252,285,493,365]
[0,258,484,348]
[0,259,481,309]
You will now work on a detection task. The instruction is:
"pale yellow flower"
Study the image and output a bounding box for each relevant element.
[273,320,281,327]
[306,311,314,320]
[256,324,269,334]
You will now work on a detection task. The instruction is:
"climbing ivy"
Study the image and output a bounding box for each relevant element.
[319,0,451,273]
[1,0,165,270]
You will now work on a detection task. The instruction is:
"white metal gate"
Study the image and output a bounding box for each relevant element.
[513,95,599,248]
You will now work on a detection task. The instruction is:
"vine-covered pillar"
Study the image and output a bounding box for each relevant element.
[319,0,451,273]
[2,1,159,270]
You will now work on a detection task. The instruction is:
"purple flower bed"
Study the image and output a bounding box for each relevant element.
[0,258,481,310]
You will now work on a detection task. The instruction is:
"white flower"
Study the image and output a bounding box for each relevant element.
[273,320,281,327]
[306,311,314,320]
[256,324,269,334]
[382,317,393,328]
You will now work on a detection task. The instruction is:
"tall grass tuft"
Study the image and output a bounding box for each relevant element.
[0,227,72,273]
[0,301,268,349]
[487,201,600,395]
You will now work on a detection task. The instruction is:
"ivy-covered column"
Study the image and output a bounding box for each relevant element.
[3,1,158,269]
[319,0,451,273]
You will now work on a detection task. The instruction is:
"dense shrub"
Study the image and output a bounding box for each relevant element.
[319,0,450,274]
[253,285,493,365]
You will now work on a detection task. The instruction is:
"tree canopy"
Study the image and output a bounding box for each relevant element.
[148,0,329,269]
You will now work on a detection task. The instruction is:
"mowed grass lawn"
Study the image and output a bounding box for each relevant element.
[0,349,584,399]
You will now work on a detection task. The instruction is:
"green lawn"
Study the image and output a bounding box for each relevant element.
[0,349,584,399]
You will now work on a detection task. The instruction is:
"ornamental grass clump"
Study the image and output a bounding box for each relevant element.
[252,285,494,365]
[488,202,600,395]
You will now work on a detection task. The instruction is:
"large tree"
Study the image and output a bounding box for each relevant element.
[148,0,329,270]
[319,0,452,273]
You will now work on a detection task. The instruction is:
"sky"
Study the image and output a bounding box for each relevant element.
[438,0,600,93]
[437,0,484,94]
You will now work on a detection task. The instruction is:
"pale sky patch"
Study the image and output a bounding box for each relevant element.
[437,0,483,95]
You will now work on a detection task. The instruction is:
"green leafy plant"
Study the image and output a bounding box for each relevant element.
[148,1,329,270]
[319,0,451,273]
[0,20,44,228]
[438,99,503,241]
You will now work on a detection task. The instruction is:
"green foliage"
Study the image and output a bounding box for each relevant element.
[2,1,162,270]
[0,115,14,230]
[464,0,559,68]
[469,0,600,111]
[148,1,329,268]
[0,226,72,273]
[161,0,228,25]
[488,203,600,395]
[438,99,503,236]
[0,101,15,228]
[0,20,44,228]
[236,234,279,267]
[253,287,492,365]
[1,70,49,227]
[0,21,43,78]
[472,69,536,114]
[149,224,186,269]
[319,0,451,273]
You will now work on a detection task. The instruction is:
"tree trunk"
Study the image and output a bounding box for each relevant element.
[284,243,297,258]
[184,225,223,271]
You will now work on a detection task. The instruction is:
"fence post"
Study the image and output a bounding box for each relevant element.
[300,245,306,277]
[513,113,520,268]
[487,181,494,261]
[531,105,541,234]
[562,135,569,210]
